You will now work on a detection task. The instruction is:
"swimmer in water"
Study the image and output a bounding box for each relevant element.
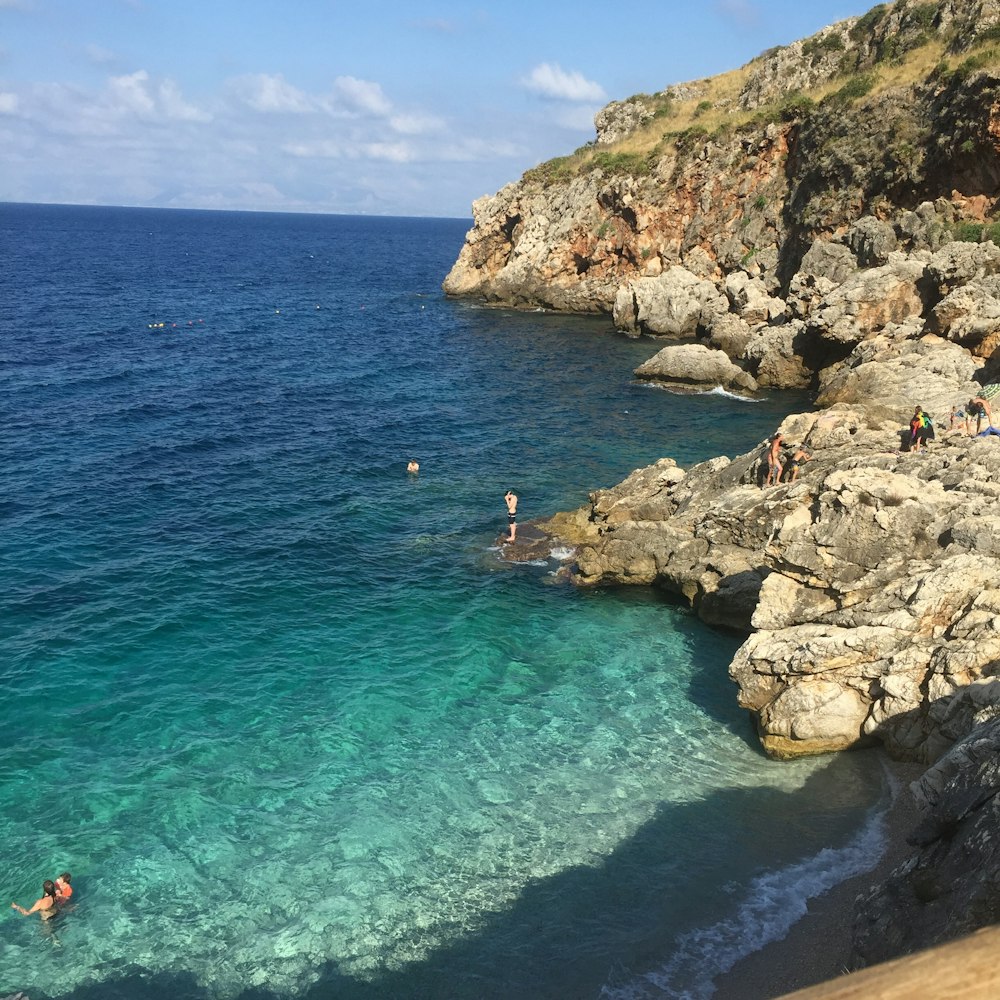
[12,880,58,919]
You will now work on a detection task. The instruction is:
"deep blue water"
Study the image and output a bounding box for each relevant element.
[1,203,889,1000]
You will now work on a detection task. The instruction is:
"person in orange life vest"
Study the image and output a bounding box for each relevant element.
[55,872,72,903]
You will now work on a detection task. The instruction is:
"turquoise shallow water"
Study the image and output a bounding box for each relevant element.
[2,204,889,999]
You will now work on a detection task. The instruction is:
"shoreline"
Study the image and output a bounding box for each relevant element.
[711,758,925,1000]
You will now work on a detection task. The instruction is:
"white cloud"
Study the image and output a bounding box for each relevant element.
[437,136,524,162]
[230,73,313,113]
[85,44,118,66]
[330,76,391,116]
[389,112,444,136]
[521,63,606,103]
[281,137,413,163]
[108,70,156,116]
[0,55,557,215]
[282,139,344,159]
[363,141,412,162]
[102,71,209,122]
[158,79,211,122]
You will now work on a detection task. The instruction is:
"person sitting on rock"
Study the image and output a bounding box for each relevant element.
[968,396,993,435]
[950,406,968,435]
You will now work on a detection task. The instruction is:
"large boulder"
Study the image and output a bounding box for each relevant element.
[724,271,787,325]
[787,239,859,320]
[613,267,729,338]
[634,343,758,395]
[928,275,1000,357]
[594,98,654,145]
[545,387,1000,762]
[742,321,812,389]
[816,334,982,422]
[847,216,899,267]
[707,312,755,359]
[923,239,1000,299]
[805,253,927,347]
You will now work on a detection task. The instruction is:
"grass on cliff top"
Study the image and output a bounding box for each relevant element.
[522,31,1000,187]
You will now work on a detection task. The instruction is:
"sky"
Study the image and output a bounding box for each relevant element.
[0,0,878,219]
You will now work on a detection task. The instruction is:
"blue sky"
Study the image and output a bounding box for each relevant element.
[1,0,876,218]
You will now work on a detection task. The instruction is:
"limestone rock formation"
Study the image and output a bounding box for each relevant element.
[447,0,1000,979]
[594,99,654,145]
[725,271,788,325]
[804,254,927,349]
[467,53,1000,765]
[741,322,812,389]
[633,343,757,395]
[444,1,1000,351]
[613,267,729,338]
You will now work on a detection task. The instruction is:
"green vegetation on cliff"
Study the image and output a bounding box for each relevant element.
[522,0,1000,202]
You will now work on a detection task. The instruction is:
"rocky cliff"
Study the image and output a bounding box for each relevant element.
[446,0,1000,974]
[444,0,1000,396]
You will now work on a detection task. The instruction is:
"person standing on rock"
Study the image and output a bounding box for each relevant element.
[503,490,518,543]
[910,406,934,452]
[909,406,923,451]
[765,434,784,486]
[783,445,812,482]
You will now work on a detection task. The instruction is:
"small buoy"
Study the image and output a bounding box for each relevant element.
[275,309,280,314]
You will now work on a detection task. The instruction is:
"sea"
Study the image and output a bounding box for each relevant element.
[2,203,893,1000]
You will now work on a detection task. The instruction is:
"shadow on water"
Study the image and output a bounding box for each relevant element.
[41,753,889,1000]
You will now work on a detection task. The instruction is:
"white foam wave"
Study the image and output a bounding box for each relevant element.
[634,382,759,403]
[549,546,575,561]
[599,805,889,1000]
[702,385,762,403]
